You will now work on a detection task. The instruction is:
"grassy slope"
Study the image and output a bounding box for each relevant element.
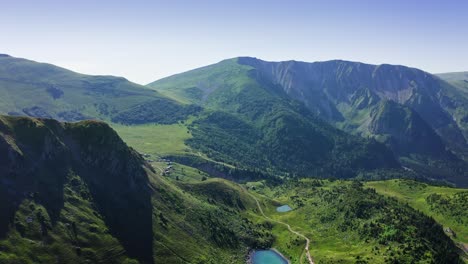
[158,165,304,263]
[0,55,150,116]
[149,166,276,264]
[0,55,196,125]
[147,58,251,105]
[0,173,137,264]
[365,179,468,244]
[0,116,153,263]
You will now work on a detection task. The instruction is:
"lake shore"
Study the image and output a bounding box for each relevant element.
[271,248,291,264]
[246,248,290,264]
[276,204,293,213]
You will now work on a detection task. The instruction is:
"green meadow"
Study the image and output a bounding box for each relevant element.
[112,123,192,156]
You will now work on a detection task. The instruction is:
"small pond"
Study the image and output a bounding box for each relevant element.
[276,204,292,213]
[251,249,288,264]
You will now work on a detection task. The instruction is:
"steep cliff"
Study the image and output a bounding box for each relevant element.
[0,115,153,263]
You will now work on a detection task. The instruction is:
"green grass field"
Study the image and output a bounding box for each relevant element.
[112,123,192,156]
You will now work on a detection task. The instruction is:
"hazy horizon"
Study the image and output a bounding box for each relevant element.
[1,0,467,84]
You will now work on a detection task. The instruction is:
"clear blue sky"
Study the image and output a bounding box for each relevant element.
[1,0,467,84]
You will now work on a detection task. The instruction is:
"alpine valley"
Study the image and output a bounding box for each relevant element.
[0,54,467,263]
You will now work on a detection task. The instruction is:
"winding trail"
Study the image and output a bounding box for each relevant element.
[245,190,315,264]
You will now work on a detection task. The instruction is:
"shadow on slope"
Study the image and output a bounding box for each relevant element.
[0,116,153,263]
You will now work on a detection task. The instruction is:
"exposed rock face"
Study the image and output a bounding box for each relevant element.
[0,115,154,263]
[238,57,467,150]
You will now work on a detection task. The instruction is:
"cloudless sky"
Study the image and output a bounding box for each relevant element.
[1,0,467,84]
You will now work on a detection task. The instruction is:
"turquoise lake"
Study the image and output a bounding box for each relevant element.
[251,249,288,264]
[276,205,292,212]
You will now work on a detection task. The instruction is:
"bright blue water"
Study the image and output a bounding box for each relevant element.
[252,249,288,264]
[276,205,292,212]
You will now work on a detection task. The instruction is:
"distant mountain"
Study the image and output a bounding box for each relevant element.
[0,54,199,124]
[149,57,468,186]
[437,71,468,99]
[235,58,468,155]
[437,71,468,82]
[149,59,400,179]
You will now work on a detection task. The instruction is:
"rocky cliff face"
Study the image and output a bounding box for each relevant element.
[238,57,467,152]
[233,57,468,185]
[0,115,153,263]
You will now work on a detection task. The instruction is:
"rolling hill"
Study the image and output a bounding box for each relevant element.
[0,54,199,124]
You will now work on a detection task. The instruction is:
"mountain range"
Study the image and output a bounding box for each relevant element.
[0,54,467,263]
[1,54,467,186]
[148,57,468,185]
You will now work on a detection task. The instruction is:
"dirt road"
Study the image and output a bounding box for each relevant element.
[246,190,315,264]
